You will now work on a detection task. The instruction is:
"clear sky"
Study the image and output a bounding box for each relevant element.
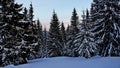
[15,0,93,29]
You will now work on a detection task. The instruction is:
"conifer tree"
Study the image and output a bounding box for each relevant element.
[66,8,79,57]
[0,0,3,65]
[47,11,62,57]
[61,22,67,56]
[29,3,34,23]
[23,8,29,22]
[22,3,37,60]
[0,0,30,66]
[36,19,44,58]
[73,10,98,58]
[21,8,29,28]
[91,0,120,56]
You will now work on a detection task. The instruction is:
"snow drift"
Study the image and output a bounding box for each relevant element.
[5,56,120,68]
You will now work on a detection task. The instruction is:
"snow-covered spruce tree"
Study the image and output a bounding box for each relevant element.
[22,3,39,60]
[47,11,62,57]
[23,8,28,22]
[91,0,120,56]
[36,19,44,58]
[61,22,67,56]
[65,25,71,55]
[73,10,98,58]
[0,0,13,66]
[22,8,29,24]
[28,3,34,23]
[0,0,3,66]
[20,7,30,28]
[66,8,79,57]
[0,0,30,66]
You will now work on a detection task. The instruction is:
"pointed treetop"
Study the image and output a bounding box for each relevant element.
[72,8,77,15]
[37,19,40,25]
[37,18,40,22]
[29,2,34,22]
[61,22,66,32]
[37,19,42,27]
[82,10,85,20]
[73,8,76,12]
[61,22,64,28]
[71,8,79,27]
[24,7,28,13]
[51,10,59,22]
[86,9,89,19]
[61,21,64,24]
[30,3,33,10]
[52,9,57,17]
[86,9,89,15]
[30,2,33,10]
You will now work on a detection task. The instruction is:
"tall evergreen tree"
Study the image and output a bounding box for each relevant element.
[22,3,38,60]
[23,8,28,22]
[21,7,29,28]
[0,0,3,65]
[29,3,34,23]
[36,19,44,58]
[3,0,23,26]
[73,10,98,58]
[91,0,120,56]
[66,8,79,57]
[61,22,67,56]
[0,0,30,66]
[47,11,62,57]
[70,8,79,34]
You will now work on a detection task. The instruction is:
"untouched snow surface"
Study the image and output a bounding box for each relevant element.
[5,56,120,68]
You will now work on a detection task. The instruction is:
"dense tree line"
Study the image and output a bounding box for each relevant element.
[0,0,44,66]
[0,0,120,66]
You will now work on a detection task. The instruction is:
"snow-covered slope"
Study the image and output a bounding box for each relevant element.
[5,56,120,68]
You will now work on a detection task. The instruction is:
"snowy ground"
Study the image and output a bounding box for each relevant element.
[5,56,120,68]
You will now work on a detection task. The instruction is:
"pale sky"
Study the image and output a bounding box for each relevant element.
[15,0,93,30]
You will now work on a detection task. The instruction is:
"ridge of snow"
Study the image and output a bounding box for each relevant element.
[4,57,120,68]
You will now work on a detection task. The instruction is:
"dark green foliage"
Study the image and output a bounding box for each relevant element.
[0,0,28,66]
[61,22,66,42]
[29,3,34,23]
[70,8,79,34]
[0,1,43,66]
[0,0,120,66]
[47,11,62,57]
[73,10,98,58]
[91,0,120,56]
[61,22,67,56]
[66,8,79,57]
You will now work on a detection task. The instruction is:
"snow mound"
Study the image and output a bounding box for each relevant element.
[4,57,120,68]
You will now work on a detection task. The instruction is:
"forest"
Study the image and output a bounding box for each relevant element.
[0,0,120,66]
